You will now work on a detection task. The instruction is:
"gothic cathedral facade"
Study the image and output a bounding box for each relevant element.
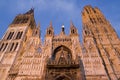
[0,5,120,80]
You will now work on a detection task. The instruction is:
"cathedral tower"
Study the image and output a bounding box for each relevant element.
[82,5,120,80]
[0,8,38,80]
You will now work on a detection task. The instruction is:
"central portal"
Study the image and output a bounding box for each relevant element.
[45,45,83,80]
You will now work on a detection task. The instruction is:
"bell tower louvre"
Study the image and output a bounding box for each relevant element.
[0,5,119,80]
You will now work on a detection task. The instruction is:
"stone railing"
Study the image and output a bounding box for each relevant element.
[47,58,79,68]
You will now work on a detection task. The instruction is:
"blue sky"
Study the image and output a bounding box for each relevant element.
[0,0,120,41]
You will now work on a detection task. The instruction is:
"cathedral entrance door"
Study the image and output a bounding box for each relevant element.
[45,45,82,80]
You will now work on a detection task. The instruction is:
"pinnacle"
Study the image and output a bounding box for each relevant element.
[49,21,53,28]
[24,8,34,15]
[70,21,74,28]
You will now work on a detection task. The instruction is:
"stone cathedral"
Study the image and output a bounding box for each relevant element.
[0,5,120,80]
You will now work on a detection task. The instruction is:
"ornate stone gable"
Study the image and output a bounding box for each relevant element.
[45,45,83,80]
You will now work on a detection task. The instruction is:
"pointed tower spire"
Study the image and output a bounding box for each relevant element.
[25,8,34,15]
[32,22,40,38]
[70,21,78,35]
[70,21,74,28]
[49,21,53,28]
[46,21,54,36]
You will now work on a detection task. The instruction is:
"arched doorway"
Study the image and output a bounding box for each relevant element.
[45,45,82,80]
[52,45,72,61]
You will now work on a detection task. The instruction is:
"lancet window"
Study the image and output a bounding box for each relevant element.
[7,32,14,40]
[16,31,23,39]
[0,43,4,51]
[10,43,14,52]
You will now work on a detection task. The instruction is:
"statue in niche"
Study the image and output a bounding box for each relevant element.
[54,47,72,64]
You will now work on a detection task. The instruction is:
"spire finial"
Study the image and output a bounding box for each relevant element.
[50,21,52,25]
[25,8,34,14]
[49,21,53,28]
[37,22,40,29]
[70,20,74,28]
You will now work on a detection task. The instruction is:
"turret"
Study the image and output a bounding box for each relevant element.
[32,23,40,38]
[70,21,78,36]
[46,22,54,37]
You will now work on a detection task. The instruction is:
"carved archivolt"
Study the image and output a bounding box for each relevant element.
[45,45,82,80]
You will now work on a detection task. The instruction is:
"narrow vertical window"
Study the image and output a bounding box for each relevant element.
[71,29,75,34]
[10,43,14,51]
[14,42,18,51]
[19,32,23,39]
[92,8,96,13]
[3,43,8,51]
[48,30,51,35]
[7,32,14,40]
[16,31,23,39]
[7,32,12,40]
[35,31,37,35]
[90,18,93,24]
[0,43,4,51]
[84,31,87,35]
[16,32,20,39]
[85,8,89,14]
[9,32,14,39]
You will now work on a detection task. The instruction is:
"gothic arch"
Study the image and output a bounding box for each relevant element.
[52,45,72,60]
[45,45,82,80]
